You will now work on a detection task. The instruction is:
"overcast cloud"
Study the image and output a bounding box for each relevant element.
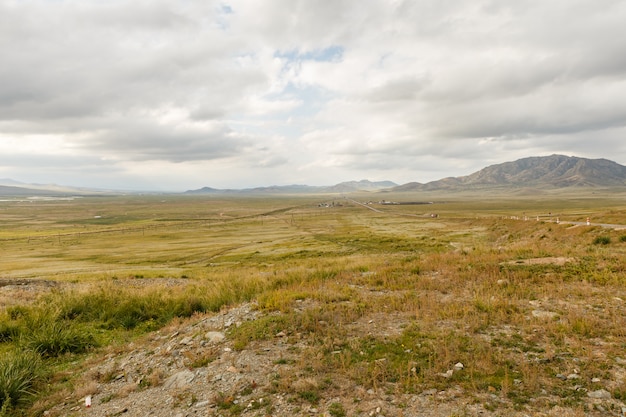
[1,0,626,190]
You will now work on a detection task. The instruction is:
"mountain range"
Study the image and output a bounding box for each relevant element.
[2,155,626,196]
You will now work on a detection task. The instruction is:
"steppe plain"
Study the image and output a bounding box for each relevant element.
[1,190,626,417]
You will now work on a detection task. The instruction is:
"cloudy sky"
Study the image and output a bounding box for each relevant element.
[1,0,626,190]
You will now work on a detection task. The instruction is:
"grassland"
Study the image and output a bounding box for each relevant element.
[1,192,626,416]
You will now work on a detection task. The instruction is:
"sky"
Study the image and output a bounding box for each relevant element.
[1,0,626,191]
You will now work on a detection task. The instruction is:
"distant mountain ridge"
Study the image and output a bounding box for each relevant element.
[394,155,626,192]
[185,180,398,194]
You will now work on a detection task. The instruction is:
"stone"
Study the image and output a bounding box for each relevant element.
[205,331,226,343]
[587,389,611,399]
[454,362,464,370]
[441,369,454,378]
[163,370,195,390]
[179,336,193,345]
[532,310,558,319]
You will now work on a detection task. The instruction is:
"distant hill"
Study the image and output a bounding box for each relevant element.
[0,179,120,197]
[394,155,626,192]
[0,184,60,196]
[185,180,398,194]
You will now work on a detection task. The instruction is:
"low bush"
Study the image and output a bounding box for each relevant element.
[593,236,611,245]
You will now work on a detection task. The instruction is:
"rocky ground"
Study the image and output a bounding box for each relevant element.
[36,301,626,417]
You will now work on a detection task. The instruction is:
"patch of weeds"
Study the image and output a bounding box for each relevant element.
[507,389,532,409]
[491,334,544,354]
[612,381,626,401]
[483,401,498,411]
[214,392,244,414]
[100,393,114,403]
[239,381,257,396]
[328,402,346,417]
[96,367,121,383]
[570,317,598,338]
[257,289,310,312]
[183,348,217,368]
[229,314,291,350]
[245,397,266,411]
[298,390,320,404]
[143,369,165,388]
[334,324,432,391]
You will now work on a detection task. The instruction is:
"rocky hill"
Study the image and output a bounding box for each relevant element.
[395,155,626,191]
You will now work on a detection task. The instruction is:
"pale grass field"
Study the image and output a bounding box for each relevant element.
[1,192,626,415]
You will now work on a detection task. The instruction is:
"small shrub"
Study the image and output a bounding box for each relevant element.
[593,236,611,245]
[620,235,626,242]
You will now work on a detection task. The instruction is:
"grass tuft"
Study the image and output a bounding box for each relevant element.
[0,351,42,410]
[21,319,97,357]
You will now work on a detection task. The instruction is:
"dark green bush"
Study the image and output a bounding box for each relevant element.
[593,236,611,245]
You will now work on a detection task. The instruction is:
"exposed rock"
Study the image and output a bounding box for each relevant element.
[531,310,558,319]
[205,331,225,343]
[587,389,611,399]
[163,370,195,390]
[179,336,193,345]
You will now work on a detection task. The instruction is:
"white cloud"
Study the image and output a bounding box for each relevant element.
[1,0,625,189]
